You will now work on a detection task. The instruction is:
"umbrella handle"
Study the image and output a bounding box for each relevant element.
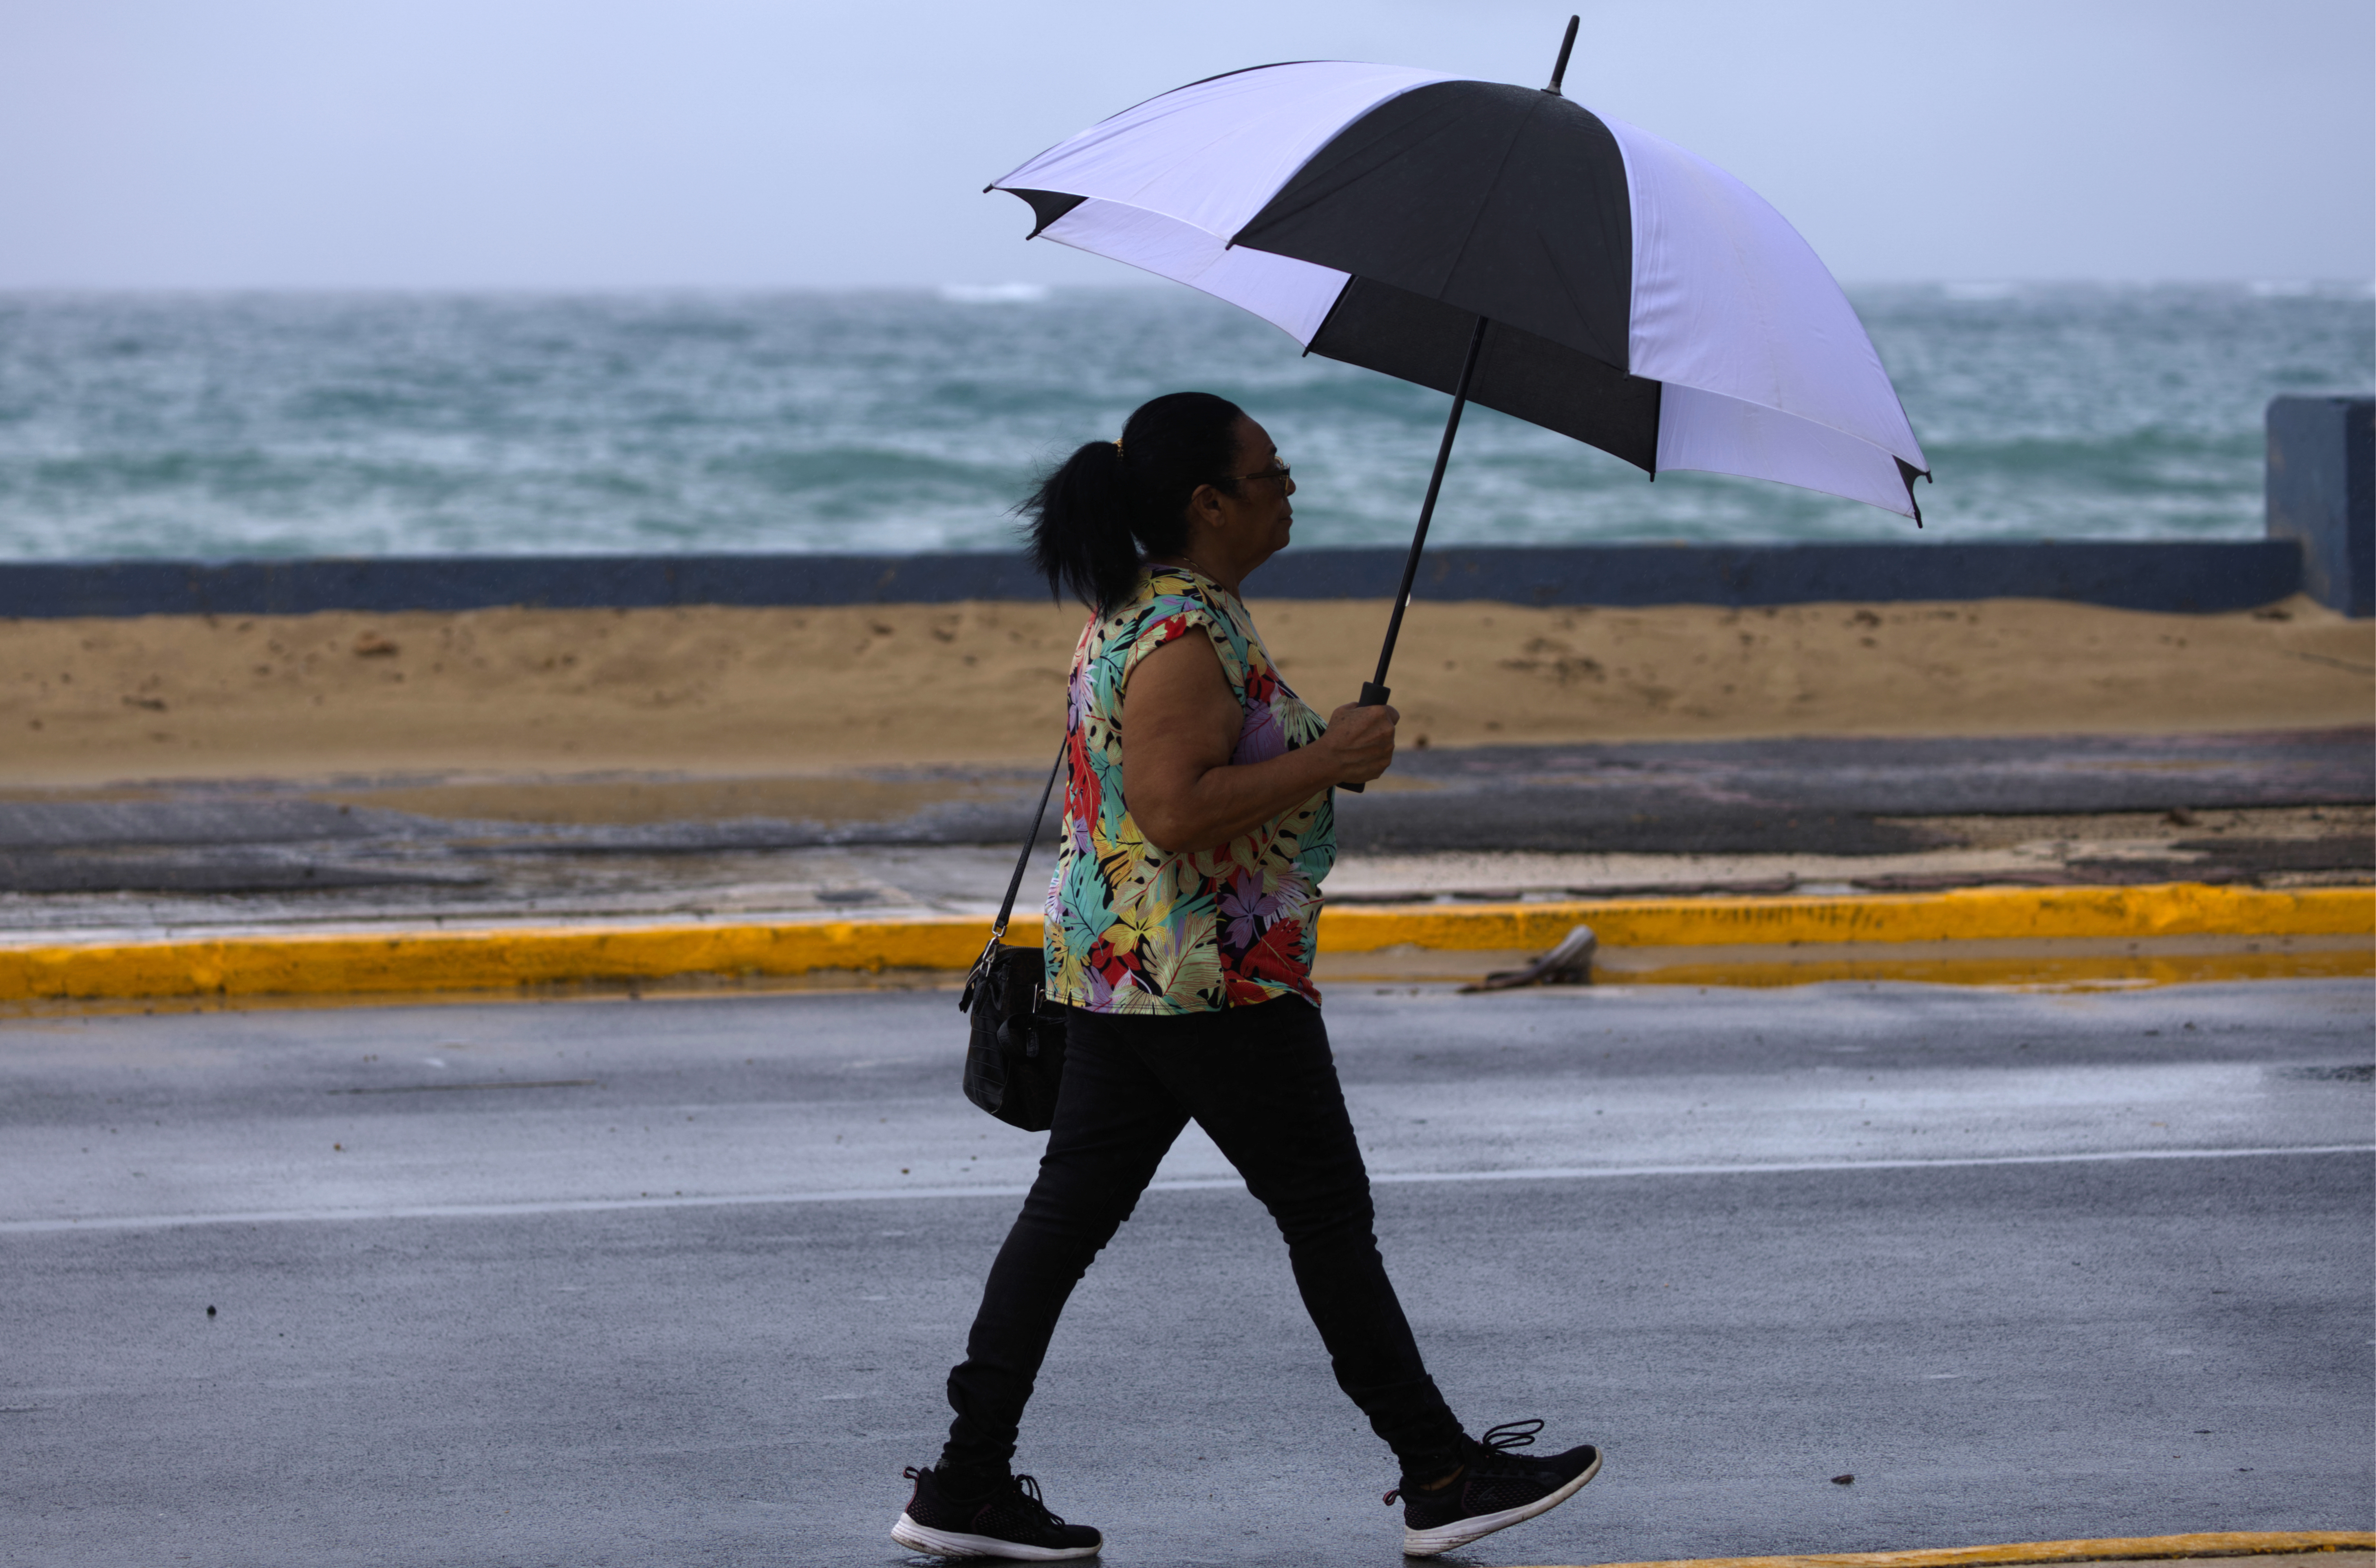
[1339,681,1391,794]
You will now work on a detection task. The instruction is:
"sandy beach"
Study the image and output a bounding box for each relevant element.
[2,592,2369,789]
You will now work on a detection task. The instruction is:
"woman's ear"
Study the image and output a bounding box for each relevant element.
[1186,482,1224,528]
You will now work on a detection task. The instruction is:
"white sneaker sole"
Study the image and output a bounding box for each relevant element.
[1401,1447,1602,1558]
[891,1511,1102,1561]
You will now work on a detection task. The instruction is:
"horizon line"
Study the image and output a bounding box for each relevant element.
[0,277,2370,297]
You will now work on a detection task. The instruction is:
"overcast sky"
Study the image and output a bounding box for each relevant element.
[2,0,2369,290]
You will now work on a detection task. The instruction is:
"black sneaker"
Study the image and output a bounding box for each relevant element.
[890,1465,1103,1561]
[1386,1419,1601,1558]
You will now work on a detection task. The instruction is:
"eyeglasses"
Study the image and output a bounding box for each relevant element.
[1230,460,1293,487]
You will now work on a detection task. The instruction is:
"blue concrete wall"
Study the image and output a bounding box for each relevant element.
[2267,395,2375,618]
[0,540,2305,619]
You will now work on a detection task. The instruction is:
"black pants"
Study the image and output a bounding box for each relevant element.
[939,995,1464,1486]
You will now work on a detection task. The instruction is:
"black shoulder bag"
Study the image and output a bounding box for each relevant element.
[957,742,1069,1132]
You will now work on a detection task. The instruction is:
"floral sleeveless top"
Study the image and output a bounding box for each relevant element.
[1044,567,1335,1015]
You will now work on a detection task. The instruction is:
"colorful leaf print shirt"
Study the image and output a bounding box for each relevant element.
[1044,566,1335,1015]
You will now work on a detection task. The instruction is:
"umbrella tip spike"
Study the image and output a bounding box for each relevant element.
[1546,14,1580,96]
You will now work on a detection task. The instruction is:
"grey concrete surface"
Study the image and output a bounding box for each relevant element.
[1339,729,2376,855]
[2,980,2370,1567]
[2,731,2368,905]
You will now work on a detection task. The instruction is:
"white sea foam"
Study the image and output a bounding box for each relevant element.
[937,282,1050,304]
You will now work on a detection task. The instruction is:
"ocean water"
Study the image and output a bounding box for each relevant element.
[0,283,2367,561]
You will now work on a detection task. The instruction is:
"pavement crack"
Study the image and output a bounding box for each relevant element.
[327,1078,601,1094]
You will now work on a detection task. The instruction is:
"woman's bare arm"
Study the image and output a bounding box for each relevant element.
[1120,633,1397,853]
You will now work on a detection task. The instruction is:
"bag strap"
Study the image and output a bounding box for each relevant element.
[962,737,1067,1014]
[994,737,1067,941]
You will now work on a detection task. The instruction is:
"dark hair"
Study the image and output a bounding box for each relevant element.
[1022,391,1248,610]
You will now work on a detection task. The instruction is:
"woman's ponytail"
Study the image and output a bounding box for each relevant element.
[1021,391,1247,612]
[1024,439,1141,612]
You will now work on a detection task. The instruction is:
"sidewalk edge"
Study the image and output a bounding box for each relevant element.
[1526,1528,2376,1568]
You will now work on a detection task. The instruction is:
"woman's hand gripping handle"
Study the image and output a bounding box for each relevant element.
[1327,692,1397,795]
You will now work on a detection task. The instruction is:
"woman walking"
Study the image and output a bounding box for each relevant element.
[891,392,1598,1561]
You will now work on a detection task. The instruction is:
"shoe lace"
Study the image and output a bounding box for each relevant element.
[901,1466,1067,1526]
[1009,1473,1067,1526]
[1480,1418,1544,1453]
[1382,1419,1547,1505]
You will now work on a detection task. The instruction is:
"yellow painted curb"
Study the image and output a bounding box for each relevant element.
[1596,944,2375,991]
[1524,1530,2374,1568]
[0,916,1002,1004]
[1318,884,2375,954]
[0,883,2367,1005]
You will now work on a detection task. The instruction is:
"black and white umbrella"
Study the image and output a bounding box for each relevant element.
[989,19,1929,709]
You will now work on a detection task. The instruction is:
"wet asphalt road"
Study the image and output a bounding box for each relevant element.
[2,980,2371,1568]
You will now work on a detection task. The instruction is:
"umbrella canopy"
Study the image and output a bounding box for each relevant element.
[990,54,1929,520]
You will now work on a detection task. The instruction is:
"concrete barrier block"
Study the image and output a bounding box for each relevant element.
[2268,395,2375,618]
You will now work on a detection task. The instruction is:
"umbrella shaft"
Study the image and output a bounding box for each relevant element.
[1367,314,1489,701]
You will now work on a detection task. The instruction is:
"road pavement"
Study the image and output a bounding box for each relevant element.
[3,980,2370,1567]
